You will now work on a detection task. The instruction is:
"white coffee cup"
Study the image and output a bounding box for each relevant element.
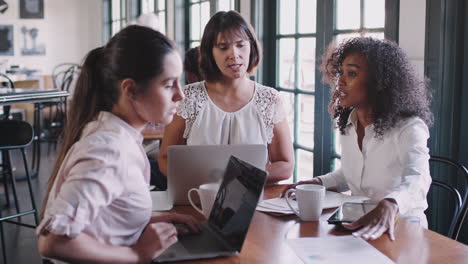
[285,184,325,221]
[188,183,220,219]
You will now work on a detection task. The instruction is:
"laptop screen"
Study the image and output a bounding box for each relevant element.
[208,155,267,251]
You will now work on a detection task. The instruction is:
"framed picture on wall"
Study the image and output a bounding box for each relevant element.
[20,0,44,19]
[20,26,45,55]
[0,25,14,56]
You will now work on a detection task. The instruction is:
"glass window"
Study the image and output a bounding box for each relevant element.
[188,0,210,48]
[155,0,167,34]
[218,0,236,11]
[276,0,317,183]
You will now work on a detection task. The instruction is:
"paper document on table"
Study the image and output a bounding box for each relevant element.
[256,191,368,215]
[287,236,395,264]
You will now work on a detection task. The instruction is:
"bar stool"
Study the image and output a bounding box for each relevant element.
[0,119,38,263]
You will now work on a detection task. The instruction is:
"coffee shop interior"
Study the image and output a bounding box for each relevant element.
[0,0,467,263]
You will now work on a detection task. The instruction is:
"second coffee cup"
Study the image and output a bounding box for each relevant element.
[188,183,220,219]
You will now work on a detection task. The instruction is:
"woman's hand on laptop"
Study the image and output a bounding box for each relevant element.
[151,213,202,235]
[281,178,322,197]
[132,222,178,263]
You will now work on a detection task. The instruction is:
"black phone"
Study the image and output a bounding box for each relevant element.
[327,202,377,224]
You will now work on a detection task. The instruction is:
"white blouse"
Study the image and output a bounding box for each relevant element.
[37,112,152,250]
[177,81,286,145]
[318,111,432,227]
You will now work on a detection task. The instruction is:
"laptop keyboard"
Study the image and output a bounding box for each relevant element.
[178,224,228,254]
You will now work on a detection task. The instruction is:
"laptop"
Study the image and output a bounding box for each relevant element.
[153,155,268,263]
[166,144,267,205]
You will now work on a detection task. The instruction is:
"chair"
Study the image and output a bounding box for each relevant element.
[40,63,80,151]
[427,155,468,241]
[0,119,38,263]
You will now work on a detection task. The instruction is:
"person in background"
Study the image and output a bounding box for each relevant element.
[158,11,294,184]
[184,47,203,84]
[37,25,200,263]
[284,37,433,241]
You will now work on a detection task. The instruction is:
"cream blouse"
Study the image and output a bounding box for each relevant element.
[177,81,286,146]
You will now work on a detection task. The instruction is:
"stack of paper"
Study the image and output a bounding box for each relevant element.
[287,236,395,264]
[256,191,368,216]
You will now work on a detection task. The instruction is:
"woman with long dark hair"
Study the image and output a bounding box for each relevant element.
[37,25,200,263]
[285,37,433,241]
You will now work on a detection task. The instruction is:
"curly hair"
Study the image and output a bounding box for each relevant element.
[320,37,433,137]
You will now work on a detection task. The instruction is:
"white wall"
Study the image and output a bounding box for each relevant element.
[0,0,102,75]
[399,0,426,77]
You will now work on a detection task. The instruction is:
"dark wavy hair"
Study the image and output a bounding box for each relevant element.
[320,37,433,137]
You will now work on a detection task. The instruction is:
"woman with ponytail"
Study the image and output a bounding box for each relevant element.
[36,25,200,263]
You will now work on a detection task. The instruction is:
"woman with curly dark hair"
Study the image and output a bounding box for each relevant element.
[284,37,433,241]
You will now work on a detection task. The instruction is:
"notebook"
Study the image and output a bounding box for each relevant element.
[166,144,267,206]
[153,155,268,263]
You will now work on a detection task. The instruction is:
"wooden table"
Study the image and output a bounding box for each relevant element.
[167,185,468,264]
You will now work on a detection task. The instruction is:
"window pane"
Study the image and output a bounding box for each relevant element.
[336,0,360,30]
[190,41,200,48]
[297,149,314,181]
[335,32,360,44]
[278,38,295,89]
[141,0,155,13]
[364,0,384,28]
[298,0,316,34]
[279,0,296,35]
[158,0,165,10]
[112,0,121,20]
[190,4,201,41]
[112,21,121,36]
[121,0,127,19]
[200,1,210,39]
[298,37,316,91]
[158,12,166,34]
[364,32,384,39]
[298,94,314,149]
[191,0,199,3]
[218,0,234,11]
[279,91,295,142]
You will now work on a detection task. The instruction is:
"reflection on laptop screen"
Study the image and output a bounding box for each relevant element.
[209,155,267,250]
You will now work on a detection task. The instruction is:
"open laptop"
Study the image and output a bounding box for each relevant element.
[166,144,267,206]
[153,155,268,263]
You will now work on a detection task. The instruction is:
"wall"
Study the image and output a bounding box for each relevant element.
[0,0,102,76]
[399,0,426,77]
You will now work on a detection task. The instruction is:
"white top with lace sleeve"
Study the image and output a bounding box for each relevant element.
[176,81,286,145]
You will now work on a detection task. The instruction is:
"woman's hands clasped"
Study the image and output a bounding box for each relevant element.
[342,199,399,241]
